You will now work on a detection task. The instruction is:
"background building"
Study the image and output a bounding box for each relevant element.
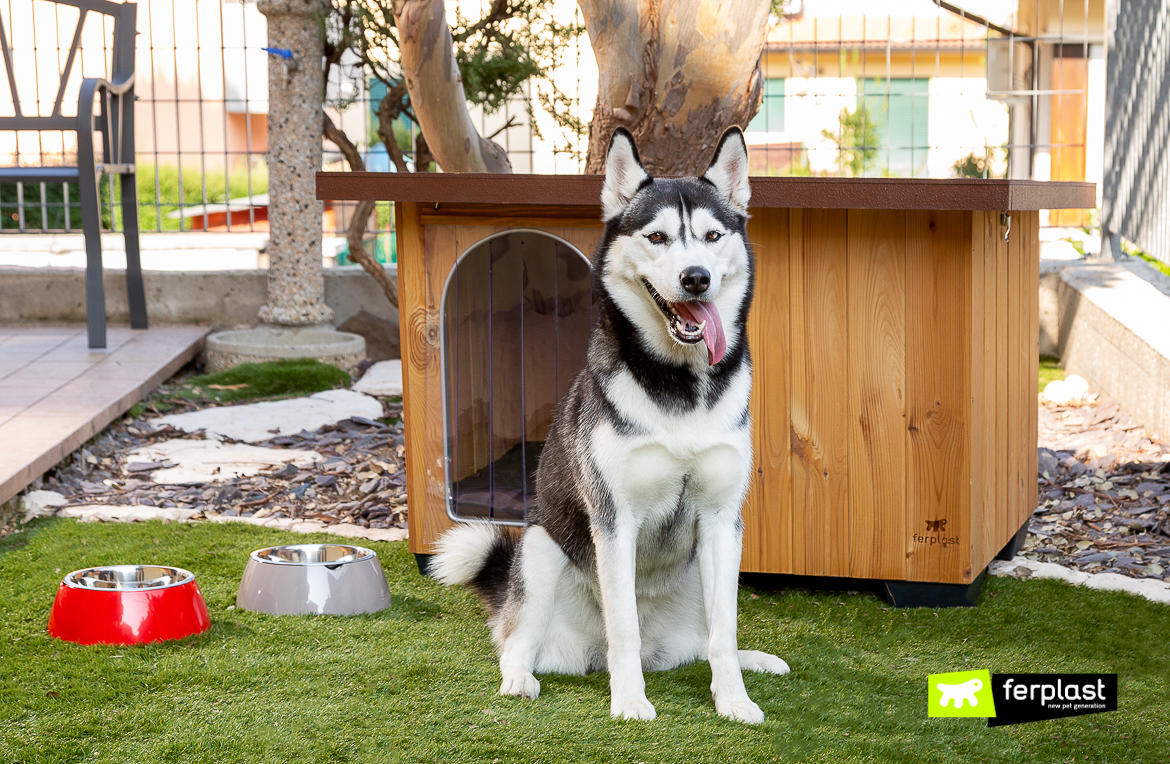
[2,0,1112,260]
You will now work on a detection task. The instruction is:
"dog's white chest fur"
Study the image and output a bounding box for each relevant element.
[590,364,753,589]
[594,363,751,484]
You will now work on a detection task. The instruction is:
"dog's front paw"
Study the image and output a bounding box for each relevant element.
[611,698,657,721]
[716,697,765,724]
[739,650,791,675]
[500,671,540,700]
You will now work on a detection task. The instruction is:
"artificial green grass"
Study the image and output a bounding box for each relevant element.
[1,520,1167,763]
[164,359,352,405]
[1039,354,1065,394]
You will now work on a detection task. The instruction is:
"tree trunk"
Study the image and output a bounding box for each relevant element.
[392,0,512,173]
[579,0,771,176]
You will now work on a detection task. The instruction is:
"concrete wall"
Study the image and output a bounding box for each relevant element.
[1040,258,1170,441]
[0,266,399,329]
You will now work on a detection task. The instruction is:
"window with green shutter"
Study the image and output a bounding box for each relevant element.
[860,78,929,177]
[747,79,785,133]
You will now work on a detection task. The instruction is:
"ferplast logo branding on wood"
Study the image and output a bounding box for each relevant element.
[913,518,960,549]
[928,670,996,718]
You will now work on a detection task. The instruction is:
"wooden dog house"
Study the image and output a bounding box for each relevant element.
[317,173,1094,600]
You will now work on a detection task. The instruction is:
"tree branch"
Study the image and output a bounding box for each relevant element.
[322,113,400,309]
[392,0,512,173]
[375,84,413,173]
[485,114,520,140]
[451,0,511,43]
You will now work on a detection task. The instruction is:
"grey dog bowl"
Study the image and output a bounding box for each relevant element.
[236,544,391,616]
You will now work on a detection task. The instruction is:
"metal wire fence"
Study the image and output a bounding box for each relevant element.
[2,0,1103,261]
[1102,0,1170,269]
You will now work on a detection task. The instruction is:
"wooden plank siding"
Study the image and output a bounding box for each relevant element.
[1028,212,1040,537]
[401,203,1038,584]
[420,222,460,549]
[846,209,907,580]
[905,210,973,582]
[396,201,434,551]
[976,210,1001,569]
[789,209,851,577]
[967,211,987,579]
[994,210,1011,573]
[742,208,793,572]
[1007,210,1024,565]
[1021,212,1041,537]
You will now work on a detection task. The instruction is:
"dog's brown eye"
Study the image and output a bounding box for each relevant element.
[647,232,665,243]
[706,230,722,242]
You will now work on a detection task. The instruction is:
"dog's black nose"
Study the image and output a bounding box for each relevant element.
[679,266,711,295]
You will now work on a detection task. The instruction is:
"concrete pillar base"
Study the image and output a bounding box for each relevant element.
[258,302,335,327]
[205,325,367,374]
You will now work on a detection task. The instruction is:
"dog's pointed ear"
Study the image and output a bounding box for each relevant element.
[601,128,650,221]
[702,127,751,215]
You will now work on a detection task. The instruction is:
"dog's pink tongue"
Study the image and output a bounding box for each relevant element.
[674,300,726,365]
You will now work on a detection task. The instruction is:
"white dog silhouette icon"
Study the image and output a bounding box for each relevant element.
[937,678,983,708]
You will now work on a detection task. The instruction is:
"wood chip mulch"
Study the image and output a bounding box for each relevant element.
[32,398,408,531]
[1026,394,1170,580]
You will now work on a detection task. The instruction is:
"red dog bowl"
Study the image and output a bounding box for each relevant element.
[47,565,211,645]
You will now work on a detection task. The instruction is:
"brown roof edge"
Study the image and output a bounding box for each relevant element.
[316,172,1095,211]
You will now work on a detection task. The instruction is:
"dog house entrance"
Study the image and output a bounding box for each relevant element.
[442,230,593,524]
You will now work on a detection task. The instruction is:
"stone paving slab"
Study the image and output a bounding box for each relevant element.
[128,439,324,484]
[990,556,1170,605]
[352,360,402,397]
[152,388,383,442]
[0,324,210,508]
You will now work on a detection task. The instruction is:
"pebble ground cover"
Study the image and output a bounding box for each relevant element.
[1,519,1167,764]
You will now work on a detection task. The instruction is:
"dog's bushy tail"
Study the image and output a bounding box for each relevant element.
[430,523,518,615]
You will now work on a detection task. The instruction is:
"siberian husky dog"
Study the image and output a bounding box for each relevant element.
[431,126,789,724]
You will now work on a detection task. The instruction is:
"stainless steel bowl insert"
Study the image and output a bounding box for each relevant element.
[251,544,374,566]
[237,544,391,616]
[63,565,195,591]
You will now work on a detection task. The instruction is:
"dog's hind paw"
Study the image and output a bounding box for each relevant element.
[499,671,540,700]
[739,650,791,675]
[716,698,765,724]
[611,698,657,721]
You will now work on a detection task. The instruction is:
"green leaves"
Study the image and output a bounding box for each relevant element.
[456,45,541,113]
[325,0,586,166]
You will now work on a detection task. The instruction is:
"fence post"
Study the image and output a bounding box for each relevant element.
[202,0,365,373]
[256,0,333,327]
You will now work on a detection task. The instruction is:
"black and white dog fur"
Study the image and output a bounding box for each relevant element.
[431,126,789,724]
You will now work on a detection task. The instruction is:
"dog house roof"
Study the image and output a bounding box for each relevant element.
[317,172,1095,211]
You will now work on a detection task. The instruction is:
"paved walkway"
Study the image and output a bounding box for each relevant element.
[0,324,210,507]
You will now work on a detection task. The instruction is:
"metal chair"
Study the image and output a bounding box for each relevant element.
[0,0,146,348]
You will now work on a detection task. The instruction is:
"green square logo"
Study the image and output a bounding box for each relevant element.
[928,670,997,718]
